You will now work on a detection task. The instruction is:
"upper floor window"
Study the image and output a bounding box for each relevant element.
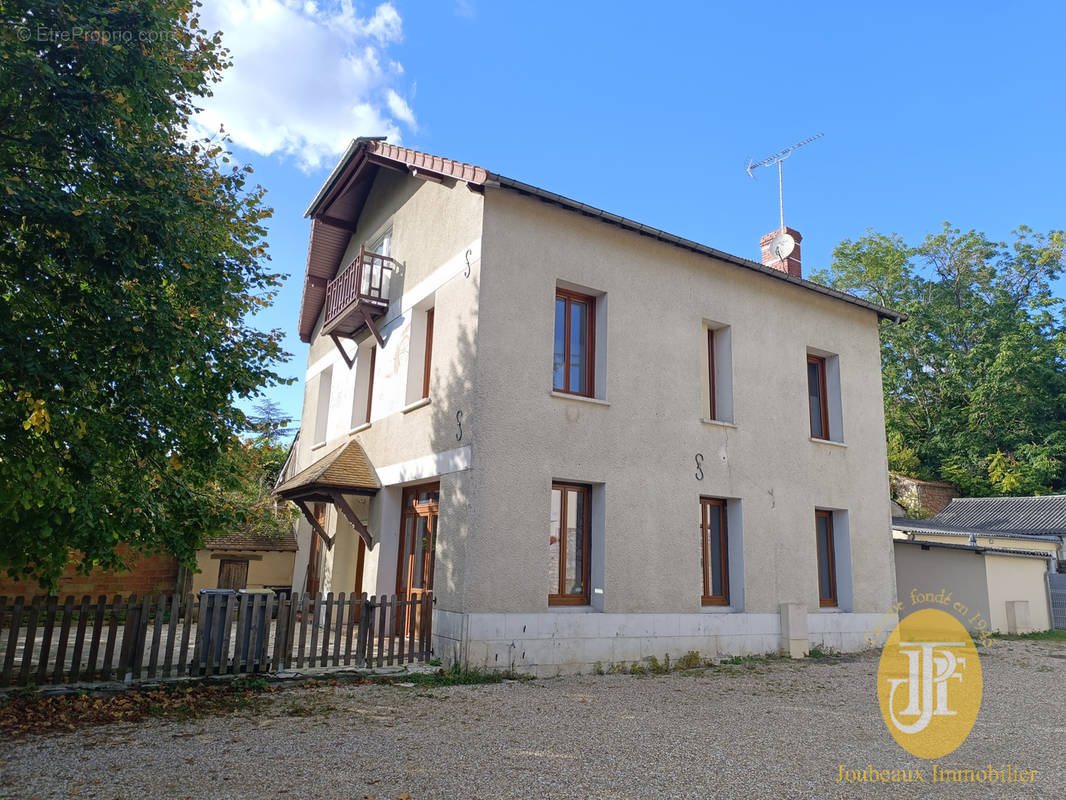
[704,323,733,423]
[370,229,391,257]
[807,350,843,442]
[405,300,435,405]
[351,343,375,428]
[807,355,828,439]
[549,482,591,605]
[313,366,333,445]
[553,289,595,397]
[700,497,729,606]
[422,307,434,399]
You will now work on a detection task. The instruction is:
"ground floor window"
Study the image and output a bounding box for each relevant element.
[550,482,590,605]
[700,497,729,605]
[815,509,837,607]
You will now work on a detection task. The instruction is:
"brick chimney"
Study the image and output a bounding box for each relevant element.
[759,227,803,278]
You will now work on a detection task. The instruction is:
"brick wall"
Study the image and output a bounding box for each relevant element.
[891,474,961,516]
[0,545,179,599]
[917,482,961,515]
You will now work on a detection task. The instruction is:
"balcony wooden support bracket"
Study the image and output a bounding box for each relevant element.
[362,308,386,348]
[329,490,375,550]
[294,499,335,550]
[329,334,357,369]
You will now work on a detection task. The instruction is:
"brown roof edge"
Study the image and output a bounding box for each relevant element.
[297,139,906,334]
[304,137,384,218]
[483,173,906,324]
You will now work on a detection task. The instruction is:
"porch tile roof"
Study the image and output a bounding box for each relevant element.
[273,439,380,499]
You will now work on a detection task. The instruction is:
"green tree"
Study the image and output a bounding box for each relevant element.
[813,224,1066,496]
[215,402,298,543]
[0,1,289,585]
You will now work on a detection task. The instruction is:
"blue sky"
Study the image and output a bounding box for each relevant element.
[198,1,1066,425]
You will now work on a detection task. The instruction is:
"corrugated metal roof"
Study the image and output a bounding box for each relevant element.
[891,519,1063,543]
[295,138,906,342]
[922,495,1066,535]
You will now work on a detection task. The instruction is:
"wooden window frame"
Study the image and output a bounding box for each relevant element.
[550,482,591,606]
[807,354,830,440]
[816,509,837,607]
[364,345,376,425]
[707,328,717,420]
[553,288,596,398]
[700,497,729,606]
[422,307,434,399]
[395,481,440,597]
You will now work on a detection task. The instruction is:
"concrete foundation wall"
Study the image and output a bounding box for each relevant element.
[434,609,884,676]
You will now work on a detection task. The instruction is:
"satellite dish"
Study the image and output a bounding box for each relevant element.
[770,232,795,261]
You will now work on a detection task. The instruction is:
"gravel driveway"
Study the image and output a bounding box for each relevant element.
[3,638,1063,800]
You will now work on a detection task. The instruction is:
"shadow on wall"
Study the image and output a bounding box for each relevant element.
[428,275,479,605]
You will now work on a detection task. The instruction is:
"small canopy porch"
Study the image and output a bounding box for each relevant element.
[273,439,380,552]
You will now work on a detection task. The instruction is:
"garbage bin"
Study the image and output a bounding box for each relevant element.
[196,589,237,675]
[238,589,274,673]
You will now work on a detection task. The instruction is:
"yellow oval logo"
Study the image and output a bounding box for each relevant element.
[877,608,982,759]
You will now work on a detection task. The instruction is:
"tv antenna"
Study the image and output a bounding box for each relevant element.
[746,132,823,232]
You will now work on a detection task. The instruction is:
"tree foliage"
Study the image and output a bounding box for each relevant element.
[814,224,1066,496]
[0,1,289,584]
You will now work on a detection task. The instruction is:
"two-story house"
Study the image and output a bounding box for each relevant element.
[274,137,904,674]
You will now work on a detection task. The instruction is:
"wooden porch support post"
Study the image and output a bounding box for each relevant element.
[294,500,335,550]
[329,491,375,550]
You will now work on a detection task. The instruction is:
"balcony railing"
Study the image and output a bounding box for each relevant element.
[323,246,397,330]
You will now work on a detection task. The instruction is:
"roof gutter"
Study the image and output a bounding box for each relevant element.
[892,522,1065,543]
[893,538,1054,559]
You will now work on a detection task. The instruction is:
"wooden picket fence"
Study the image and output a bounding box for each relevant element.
[0,591,433,687]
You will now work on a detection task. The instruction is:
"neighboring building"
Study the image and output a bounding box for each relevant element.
[893,496,1066,633]
[189,530,298,595]
[275,137,904,674]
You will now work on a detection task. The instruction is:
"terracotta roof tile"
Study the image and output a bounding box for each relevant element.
[203,530,298,552]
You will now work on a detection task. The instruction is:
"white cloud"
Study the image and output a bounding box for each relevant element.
[386,89,417,129]
[191,1,415,171]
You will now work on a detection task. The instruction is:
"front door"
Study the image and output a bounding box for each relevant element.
[396,482,439,634]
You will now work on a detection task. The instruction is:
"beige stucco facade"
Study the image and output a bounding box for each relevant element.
[893,541,1051,634]
[284,143,901,674]
[191,550,295,594]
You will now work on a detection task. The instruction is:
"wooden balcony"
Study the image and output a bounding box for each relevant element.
[322,246,397,345]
